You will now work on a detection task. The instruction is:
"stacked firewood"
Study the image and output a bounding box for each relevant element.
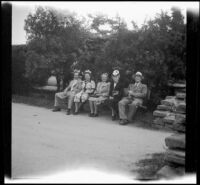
[154,82,186,178]
[152,82,186,131]
[156,115,186,179]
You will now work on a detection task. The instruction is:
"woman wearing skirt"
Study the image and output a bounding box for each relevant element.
[88,73,110,117]
[74,70,95,114]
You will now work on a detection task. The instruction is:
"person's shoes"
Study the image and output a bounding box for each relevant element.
[119,119,129,125]
[124,119,129,125]
[93,113,99,117]
[119,119,123,124]
[112,115,117,121]
[116,115,119,120]
[66,109,71,115]
[89,113,94,117]
[74,111,79,115]
[52,107,61,112]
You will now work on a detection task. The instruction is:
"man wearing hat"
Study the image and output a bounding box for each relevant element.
[118,71,147,125]
[107,70,125,120]
[52,69,83,115]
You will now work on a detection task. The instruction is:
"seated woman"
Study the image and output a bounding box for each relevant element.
[88,73,110,117]
[74,70,95,115]
[106,70,124,120]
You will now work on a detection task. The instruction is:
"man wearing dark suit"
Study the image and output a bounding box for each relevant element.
[107,70,125,120]
[118,71,147,125]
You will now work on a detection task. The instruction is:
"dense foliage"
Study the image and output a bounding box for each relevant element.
[12,45,32,95]
[13,6,186,106]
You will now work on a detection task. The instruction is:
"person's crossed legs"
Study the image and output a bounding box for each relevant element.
[53,92,68,112]
[66,91,76,115]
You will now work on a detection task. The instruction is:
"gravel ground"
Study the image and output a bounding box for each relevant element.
[12,103,171,181]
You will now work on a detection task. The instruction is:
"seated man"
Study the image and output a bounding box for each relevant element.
[118,71,147,125]
[106,70,124,121]
[52,69,83,115]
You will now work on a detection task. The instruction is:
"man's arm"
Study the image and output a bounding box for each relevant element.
[64,81,71,93]
[133,84,147,99]
[109,82,113,97]
[127,84,134,97]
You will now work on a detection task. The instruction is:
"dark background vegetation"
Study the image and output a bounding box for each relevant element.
[12,6,186,108]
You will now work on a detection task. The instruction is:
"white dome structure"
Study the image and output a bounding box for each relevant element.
[47,75,57,86]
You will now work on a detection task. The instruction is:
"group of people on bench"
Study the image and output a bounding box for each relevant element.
[52,69,147,125]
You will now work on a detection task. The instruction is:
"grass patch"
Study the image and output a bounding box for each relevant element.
[12,94,54,109]
[133,152,166,180]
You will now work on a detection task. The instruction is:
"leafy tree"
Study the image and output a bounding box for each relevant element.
[22,6,186,107]
[24,7,88,90]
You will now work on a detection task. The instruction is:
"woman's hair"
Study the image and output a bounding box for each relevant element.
[84,72,91,76]
[73,69,80,74]
[101,73,109,82]
[101,72,108,77]
[84,70,92,81]
[84,69,92,74]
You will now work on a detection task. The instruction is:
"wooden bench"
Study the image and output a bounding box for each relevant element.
[79,87,151,115]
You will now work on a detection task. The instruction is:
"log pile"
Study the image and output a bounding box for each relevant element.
[154,82,186,179]
[155,122,186,178]
[156,127,186,178]
[152,82,186,131]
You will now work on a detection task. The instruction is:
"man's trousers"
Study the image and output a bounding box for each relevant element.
[118,97,143,121]
[54,91,76,109]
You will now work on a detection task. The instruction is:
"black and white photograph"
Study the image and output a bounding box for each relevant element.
[2,1,199,183]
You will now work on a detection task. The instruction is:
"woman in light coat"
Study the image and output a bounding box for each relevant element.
[88,73,110,117]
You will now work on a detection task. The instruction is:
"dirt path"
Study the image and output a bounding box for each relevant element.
[12,103,172,180]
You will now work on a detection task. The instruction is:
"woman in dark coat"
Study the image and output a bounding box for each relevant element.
[107,70,125,120]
